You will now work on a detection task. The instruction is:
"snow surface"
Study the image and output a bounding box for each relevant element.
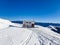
[0,18,60,45]
[0,18,20,29]
[0,18,11,29]
[48,25,57,31]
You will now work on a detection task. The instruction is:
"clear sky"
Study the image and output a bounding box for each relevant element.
[0,0,60,23]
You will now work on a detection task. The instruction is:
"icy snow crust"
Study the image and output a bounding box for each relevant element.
[0,18,60,45]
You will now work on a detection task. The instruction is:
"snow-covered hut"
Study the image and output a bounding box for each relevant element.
[23,21,35,28]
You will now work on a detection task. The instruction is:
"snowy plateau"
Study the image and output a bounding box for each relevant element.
[0,18,60,45]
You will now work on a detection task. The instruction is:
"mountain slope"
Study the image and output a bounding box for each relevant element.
[0,18,60,45]
[0,25,60,45]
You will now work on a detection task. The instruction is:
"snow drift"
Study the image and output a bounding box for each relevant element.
[0,18,20,29]
[0,18,60,45]
[0,18,12,29]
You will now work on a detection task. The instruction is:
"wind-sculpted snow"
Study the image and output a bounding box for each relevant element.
[0,27,40,45]
[0,18,60,45]
[0,18,21,29]
[0,26,60,45]
[28,26,60,45]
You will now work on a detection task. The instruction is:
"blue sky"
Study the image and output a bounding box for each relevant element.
[0,0,60,23]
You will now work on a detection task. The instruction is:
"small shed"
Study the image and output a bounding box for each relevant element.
[23,20,35,28]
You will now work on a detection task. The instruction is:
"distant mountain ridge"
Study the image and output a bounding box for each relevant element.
[11,21,60,34]
[11,21,60,27]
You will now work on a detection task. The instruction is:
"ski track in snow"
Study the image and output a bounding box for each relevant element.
[0,27,40,45]
[28,28,60,45]
[0,18,60,45]
[0,26,60,45]
[0,25,60,45]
